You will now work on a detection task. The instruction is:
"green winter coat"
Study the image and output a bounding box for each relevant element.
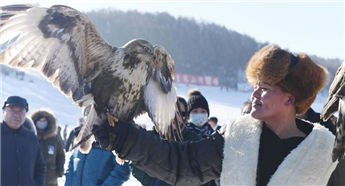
[31,109,65,186]
[130,126,200,186]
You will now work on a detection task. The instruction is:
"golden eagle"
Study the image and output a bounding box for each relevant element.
[0,4,178,153]
[321,60,345,162]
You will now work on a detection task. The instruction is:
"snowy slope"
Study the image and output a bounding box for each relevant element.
[1,68,83,127]
[0,67,329,186]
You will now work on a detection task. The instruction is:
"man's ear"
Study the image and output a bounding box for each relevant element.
[286,95,295,106]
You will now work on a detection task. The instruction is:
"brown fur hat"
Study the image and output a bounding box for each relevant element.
[246,44,329,114]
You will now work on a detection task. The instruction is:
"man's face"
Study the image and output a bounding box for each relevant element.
[250,83,290,121]
[3,105,27,130]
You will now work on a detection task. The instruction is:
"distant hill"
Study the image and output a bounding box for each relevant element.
[85,8,342,90]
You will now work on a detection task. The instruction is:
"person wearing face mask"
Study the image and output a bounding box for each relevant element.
[186,89,214,138]
[31,109,66,186]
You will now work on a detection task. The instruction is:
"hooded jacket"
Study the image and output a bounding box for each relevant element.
[31,109,65,186]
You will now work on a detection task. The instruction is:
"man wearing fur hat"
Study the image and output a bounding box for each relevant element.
[1,96,45,186]
[186,89,214,138]
[92,44,338,185]
[31,109,65,186]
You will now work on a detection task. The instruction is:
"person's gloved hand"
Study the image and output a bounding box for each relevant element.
[92,120,131,152]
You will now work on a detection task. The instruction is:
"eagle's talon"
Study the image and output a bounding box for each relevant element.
[107,113,118,127]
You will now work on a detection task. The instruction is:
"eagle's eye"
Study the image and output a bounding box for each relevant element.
[143,46,149,52]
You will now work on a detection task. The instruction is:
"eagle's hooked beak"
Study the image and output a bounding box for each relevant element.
[150,54,157,66]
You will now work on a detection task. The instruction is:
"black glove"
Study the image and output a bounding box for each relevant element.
[92,120,131,152]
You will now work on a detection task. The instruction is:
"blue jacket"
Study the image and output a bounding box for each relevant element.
[1,122,46,186]
[65,144,130,186]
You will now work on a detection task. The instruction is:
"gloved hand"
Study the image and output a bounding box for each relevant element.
[92,120,131,152]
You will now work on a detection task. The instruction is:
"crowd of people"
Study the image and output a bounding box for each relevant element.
[0,91,222,186]
[0,96,131,186]
[2,44,345,186]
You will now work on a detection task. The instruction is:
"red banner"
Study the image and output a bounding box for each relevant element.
[175,73,219,86]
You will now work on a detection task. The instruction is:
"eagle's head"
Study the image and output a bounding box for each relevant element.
[123,39,156,65]
[152,45,175,94]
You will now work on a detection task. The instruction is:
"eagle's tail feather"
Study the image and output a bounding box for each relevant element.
[75,104,98,154]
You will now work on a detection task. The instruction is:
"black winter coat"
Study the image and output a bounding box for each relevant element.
[118,124,224,186]
[1,122,46,186]
[130,127,202,186]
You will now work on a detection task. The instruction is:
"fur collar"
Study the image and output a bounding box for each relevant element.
[220,115,338,186]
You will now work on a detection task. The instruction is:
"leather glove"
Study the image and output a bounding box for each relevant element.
[92,120,131,152]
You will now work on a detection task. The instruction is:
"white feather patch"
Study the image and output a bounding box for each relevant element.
[75,104,99,154]
[144,78,177,134]
[1,7,47,44]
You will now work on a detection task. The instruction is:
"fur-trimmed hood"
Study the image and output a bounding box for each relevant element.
[31,109,57,140]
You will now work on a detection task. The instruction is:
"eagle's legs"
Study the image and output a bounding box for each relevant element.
[105,112,125,165]
[106,113,118,127]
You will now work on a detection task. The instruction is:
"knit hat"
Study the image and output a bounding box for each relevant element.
[246,44,329,114]
[187,89,210,117]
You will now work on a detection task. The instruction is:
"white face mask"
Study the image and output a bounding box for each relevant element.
[189,113,208,127]
[36,120,48,130]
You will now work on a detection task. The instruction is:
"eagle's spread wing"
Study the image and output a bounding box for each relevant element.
[321,60,345,162]
[0,4,114,107]
[144,45,177,136]
[1,4,177,154]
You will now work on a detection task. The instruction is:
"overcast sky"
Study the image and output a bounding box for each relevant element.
[1,0,344,59]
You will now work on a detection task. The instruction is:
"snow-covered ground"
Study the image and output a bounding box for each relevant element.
[0,67,329,185]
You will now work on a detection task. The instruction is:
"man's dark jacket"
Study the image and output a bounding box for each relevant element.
[1,122,46,186]
[116,124,224,186]
[130,127,201,186]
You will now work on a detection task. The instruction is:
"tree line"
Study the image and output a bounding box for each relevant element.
[85,8,343,90]
[2,8,342,90]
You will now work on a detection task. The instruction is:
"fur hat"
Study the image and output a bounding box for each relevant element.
[246,44,329,114]
[187,89,210,117]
